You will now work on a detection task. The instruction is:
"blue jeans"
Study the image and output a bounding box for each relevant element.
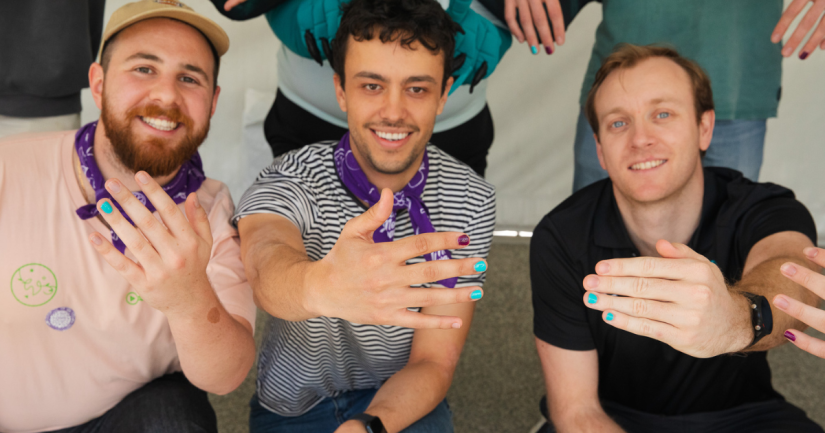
[572,108,767,192]
[249,388,453,433]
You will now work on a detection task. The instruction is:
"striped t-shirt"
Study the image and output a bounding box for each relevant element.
[233,142,496,416]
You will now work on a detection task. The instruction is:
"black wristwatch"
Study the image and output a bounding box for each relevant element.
[740,292,773,348]
[350,413,386,433]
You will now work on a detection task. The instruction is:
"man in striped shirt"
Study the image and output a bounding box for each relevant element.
[233,1,496,432]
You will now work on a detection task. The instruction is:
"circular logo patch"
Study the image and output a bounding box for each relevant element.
[126,292,143,305]
[11,263,58,307]
[46,307,75,331]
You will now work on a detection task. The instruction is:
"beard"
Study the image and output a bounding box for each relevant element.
[351,120,426,175]
[100,97,209,177]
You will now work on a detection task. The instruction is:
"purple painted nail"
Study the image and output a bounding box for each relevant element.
[458,235,470,246]
[784,330,796,342]
[800,51,809,60]
[545,46,553,55]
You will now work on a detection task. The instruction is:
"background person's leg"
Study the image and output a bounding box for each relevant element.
[398,400,454,433]
[249,392,341,433]
[0,113,81,139]
[263,89,347,158]
[701,119,766,182]
[572,108,608,192]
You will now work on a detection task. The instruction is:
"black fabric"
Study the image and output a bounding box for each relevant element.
[0,0,105,117]
[531,167,817,416]
[263,89,495,176]
[208,0,289,20]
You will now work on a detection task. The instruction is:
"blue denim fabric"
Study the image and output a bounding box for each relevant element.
[249,388,453,433]
[572,108,767,192]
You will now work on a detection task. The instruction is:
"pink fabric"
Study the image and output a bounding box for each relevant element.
[0,131,256,433]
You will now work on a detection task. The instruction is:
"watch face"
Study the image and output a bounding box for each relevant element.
[367,416,385,433]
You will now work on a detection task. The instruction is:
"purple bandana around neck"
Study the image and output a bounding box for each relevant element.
[73,120,206,253]
[334,132,457,288]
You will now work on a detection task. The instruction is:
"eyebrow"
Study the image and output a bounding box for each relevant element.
[600,97,681,120]
[353,71,437,86]
[124,52,210,83]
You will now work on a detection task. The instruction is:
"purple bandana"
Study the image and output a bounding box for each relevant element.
[74,121,206,253]
[334,132,457,288]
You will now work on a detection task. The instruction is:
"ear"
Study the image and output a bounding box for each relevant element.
[333,73,347,113]
[595,133,607,171]
[210,85,221,117]
[698,109,715,152]
[89,63,105,110]
[437,76,454,116]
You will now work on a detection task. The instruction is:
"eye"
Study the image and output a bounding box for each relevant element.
[135,67,152,74]
[657,112,670,119]
[180,76,198,84]
[364,83,381,91]
[611,120,626,128]
[409,87,425,94]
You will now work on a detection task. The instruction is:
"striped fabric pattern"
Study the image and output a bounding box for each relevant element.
[233,142,496,416]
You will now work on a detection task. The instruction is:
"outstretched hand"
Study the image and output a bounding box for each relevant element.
[582,240,752,358]
[89,172,213,315]
[303,189,487,329]
[504,0,565,54]
[774,247,825,358]
[772,0,825,59]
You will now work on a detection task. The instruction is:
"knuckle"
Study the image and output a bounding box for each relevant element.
[422,264,439,282]
[138,215,159,231]
[694,285,712,304]
[638,320,654,337]
[169,255,186,270]
[633,277,649,296]
[642,258,656,274]
[160,202,179,216]
[365,252,384,269]
[413,236,430,256]
[632,299,649,316]
[130,238,148,253]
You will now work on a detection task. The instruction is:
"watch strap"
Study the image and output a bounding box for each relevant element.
[350,413,386,433]
[740,292,773,348]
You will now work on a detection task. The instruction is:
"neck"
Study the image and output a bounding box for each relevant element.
[614,164,705,257]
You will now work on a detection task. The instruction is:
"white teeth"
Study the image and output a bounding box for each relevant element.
[141,116,178,131]
[631,159,666,170]
[375,131,410,141]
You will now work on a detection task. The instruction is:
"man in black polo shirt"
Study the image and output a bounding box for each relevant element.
[531,44,824,432]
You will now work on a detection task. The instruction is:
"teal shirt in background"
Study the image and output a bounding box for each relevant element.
[579,0,783,120]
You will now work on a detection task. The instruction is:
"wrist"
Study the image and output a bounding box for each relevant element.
[728,292,757,353]
[163,278,217,322]
[299,259,327,318]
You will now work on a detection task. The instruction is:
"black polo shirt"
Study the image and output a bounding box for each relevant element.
[531,167,817,416]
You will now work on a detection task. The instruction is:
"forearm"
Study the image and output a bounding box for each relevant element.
[551,404,626,433]
[735,256,821,351]
[364,360,454,433]
[245,240,319,322]
[165,285,256,395]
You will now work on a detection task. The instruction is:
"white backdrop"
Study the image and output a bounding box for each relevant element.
[82,0,825,242]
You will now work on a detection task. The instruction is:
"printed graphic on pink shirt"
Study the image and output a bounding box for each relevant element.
[11,263,57,307]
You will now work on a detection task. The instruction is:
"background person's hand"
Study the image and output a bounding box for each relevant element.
[89,172,214,315]
[223,0,248,11]
[303,189,487,329]
[448,0,513,94]
[504,0,565,54]
[774,246,825,358]
[772,0,825,59]
[582,240,752,358]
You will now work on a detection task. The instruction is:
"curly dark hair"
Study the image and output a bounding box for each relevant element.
[331,0,462,94]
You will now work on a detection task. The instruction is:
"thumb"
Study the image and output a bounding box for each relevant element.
[656,239,705,261]
[344,188,393,240]
[447,0,472,21]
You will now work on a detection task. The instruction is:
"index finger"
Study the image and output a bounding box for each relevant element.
[133,171,191,236]
[546,0,566,45]
[390,232,471,263]
[505,0,526,42]
[596,257,698,279]
[528,0,553,50]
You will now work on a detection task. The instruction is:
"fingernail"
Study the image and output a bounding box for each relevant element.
[136,172,151,185]
[545,46,553,55]
[800,51,809,60]
[470,290,483,300]
[780,263,797,276]
[101,201,113,214]
[474,261,487,272]
[587,293,598,304]
[452,322,461,329]
[774,295,790,310]
[530,46,538,55]
[458,235,470,246]
[585,275,599,288]
[606,312,614,321]
[804,247,818,258]
[90,234,103,245]
[106,180,121,193]
[192,193,201,209]
[784,330,796,342]
[597,262,610,273]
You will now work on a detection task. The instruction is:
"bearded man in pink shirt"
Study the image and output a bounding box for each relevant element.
[0,2,256,432]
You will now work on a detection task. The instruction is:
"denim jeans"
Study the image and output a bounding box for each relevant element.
[572,108,767,192]
[249,388,453,433]
[45,372,217,433]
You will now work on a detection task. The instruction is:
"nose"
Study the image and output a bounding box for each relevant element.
[629,118,655,149]
[378,87,407,124]
[147,74,183,109]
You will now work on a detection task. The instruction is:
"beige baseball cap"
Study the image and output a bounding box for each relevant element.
[99,0,229,60]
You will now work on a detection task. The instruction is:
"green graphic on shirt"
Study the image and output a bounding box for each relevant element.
[11,263,58,307]
[126,292,143,305]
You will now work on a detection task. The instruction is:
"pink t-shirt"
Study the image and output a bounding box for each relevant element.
[0,131,257,433]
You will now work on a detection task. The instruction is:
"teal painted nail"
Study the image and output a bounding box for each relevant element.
[530,45,538,55]
[606,312,614,321]
[101,201,113,214]
[587,293,598,304]
[471,290,483,300]
[474,261,487,272]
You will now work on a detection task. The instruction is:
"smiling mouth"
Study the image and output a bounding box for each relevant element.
[140,116,179,132]
[630,159,667,171]
[373,130,411,142]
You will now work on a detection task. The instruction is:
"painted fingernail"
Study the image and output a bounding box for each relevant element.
[780,263,797,276]
[452,322,462,329]
[474,261,487,272]
[774,295,790,310]
[530,45,538,55]
[136,171,150,184]
[606,312,614,321]
[804,247,818,258]
[458,235,470,246]
[800,51,809,60]
[471,290,483,300]
[784,330,796,342]
[90,233,103,245]
[585,275,599,288]
[587,293,598,304]
[597,262,610,273]
[101,201,113,214]
[545,46,553,55]
[106,180,121,193]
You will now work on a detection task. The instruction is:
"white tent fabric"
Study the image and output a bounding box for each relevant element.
[81,0,825,243]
